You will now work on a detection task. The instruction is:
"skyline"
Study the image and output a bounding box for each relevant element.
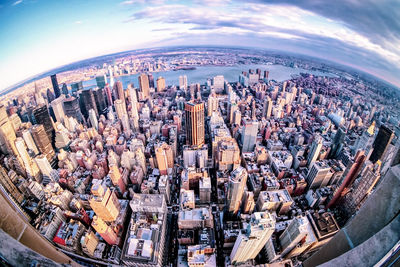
[0,0,400,91]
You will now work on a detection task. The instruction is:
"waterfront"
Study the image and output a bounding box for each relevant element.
[82,64,337,89]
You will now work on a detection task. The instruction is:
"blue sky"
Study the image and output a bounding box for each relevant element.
[0,0,399,90]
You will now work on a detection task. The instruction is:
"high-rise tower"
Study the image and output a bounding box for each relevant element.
[50,74,61,98]
[227,167,248,214]
[369,125,394,163]
[185,100,205,146]
[230,212,275,264]
[138,73,150,99]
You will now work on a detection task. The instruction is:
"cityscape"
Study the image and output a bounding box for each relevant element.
[1,1,400,267]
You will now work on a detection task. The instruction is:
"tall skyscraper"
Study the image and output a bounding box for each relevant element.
[63,96,83,123]
[369,125,394,163]
[230,212,275,264]
[138,73,150,99]
[113,81,124,101]
[227,167,248,214]
[241,118,258,153]
[61,83,68,96]
[93,88,107,115]
[22,129,39,155]
[88,109,98,130]
[91,216,118,245]
[31,124,55,162]
[79,89,98,119]
[279,216,310,257]
[0,105,17,155]
[114,99,127,120]
[179,75,188,90]
[89,188,120,222]
[96,75,107,89]
[185,100,205,146]
[33,105,54,144]
[263,96,272,119]
[343,160,381,214]
[307,135,323,168]
[156,76,166,92]
[50,74,61,98]
[128,86,139,130]
[207,91,219,116]
[70,81,83,93]
[50,96,66,123]
[155,142,174,175]
[306,161,332,189]
[148,73,154,88]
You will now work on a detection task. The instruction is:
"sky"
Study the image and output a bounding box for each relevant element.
[0,0,399,91]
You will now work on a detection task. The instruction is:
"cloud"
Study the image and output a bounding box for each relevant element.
[121,0,164,5]
[12,0,23,6]
[75,20,82,24]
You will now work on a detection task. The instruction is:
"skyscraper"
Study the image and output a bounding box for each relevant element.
[33,105,54,144]
[156,76,166,92]
[89,187,120,222]
[50,96,66,123]
[241,118,258,153]
[185,100,205,146]
[207,91,219,116]
[179,75,188,90]
[79,89,98,119]
[263,96,272,119]
[230,212,275,264]
[307,135,323,168]
[306,161,332,189]
[88,109,98,130]
[31,124,55,162]
[0,105,17,155]
[148,73,154,88]
[138,73,150,99]
[63,96,83,123]
[50,74,61,98]
[369,125,394,163]
[61,83,68,96]
[128,86,139,130]
[227,167,248,214]
[155,142,174,175]
[279,216,310,257]
[114,99,127,120]
[113,81,125,101]
[93,88,107,115]
[96,75,107,89]
[70,81,83,93]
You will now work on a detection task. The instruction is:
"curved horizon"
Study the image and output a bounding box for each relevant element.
[0,0,399,91]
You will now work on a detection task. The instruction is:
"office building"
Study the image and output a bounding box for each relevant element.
[156,76,165,92]
[93,88,107,115]
[51,74,61,98]
[138,73,150,99]
[279,216,310,257]
[241,118,258,153]
[70,81,83,93]
[96,75,107,89]
[88,109,98,130]
[185,100,205,146]
[307,135,323,168]
[92,216,118,245]
[207,91,219,116]
[22,129,39,155]
[79,89,98,119]
[113,81,124,101]
[369,125,394,163]
[89,187,120,222]
[33,105,54,144]
[148,73,154,88]
[31,124,55,162]
[179,75,188,90]
[263,96,272,119]
[306,161,332,189]
[256,189,293,215]
[63,96,83,123]
[230,212,275,264]
[114,99,127,120]
[227,167,248,214]
[155,142,174,175]
[50,96,66,123]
